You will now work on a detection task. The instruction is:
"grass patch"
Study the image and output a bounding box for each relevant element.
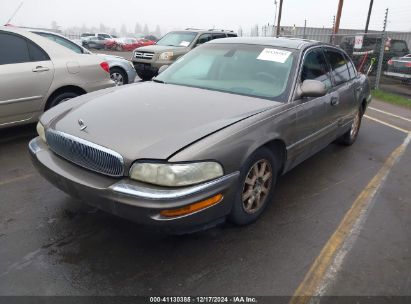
[372,89,411,108]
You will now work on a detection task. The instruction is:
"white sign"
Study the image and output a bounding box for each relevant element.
[257,48,291,63]
[179,41,190,47]
[354,35,364,49]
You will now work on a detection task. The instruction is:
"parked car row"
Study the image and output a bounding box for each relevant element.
[81,32,157,51]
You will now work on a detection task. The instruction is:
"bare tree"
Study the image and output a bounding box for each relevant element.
[120,24,127,36]
[143,24,149,34]
[134,22,142,34]
[237,26,243,37]
[51,21,59,31]
[154,24,161,37]
[99,23,107,33]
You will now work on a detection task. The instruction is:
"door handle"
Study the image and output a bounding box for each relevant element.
[330,97,339,106]
[32,66,50,72]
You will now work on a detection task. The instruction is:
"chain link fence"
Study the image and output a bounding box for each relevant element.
[240,25,411,97]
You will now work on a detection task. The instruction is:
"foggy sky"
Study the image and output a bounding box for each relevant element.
[0,0,410,34]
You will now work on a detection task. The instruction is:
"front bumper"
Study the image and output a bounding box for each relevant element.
[29,137,239,231]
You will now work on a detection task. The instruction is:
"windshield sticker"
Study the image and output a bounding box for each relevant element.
[257,48,291,63]
[179,41,190,47]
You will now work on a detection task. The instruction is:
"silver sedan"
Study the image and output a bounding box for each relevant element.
[30,29,137,86]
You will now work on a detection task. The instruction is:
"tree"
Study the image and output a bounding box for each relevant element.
[51,21,59,31]
[237,26,243,37]
[134,22,142,34]
[99,23,107,33]
[153,24,161,37]
[143,24,149,34]
[120,24,127,36]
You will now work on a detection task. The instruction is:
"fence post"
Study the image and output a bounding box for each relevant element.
[375,8,388,90]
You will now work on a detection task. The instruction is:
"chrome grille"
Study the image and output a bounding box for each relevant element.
[134,51,154,59]
[45,130,124,177]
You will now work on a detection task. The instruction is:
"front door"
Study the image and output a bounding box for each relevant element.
[287,47,335,167]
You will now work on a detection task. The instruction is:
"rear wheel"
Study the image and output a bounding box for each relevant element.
[229,147,278,225]
[47,92,79,110]
[110,67,128,86]
[337,107,363,146]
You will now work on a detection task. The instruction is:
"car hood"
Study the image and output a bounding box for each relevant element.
[134,45,189,53]
[44,82,281,163]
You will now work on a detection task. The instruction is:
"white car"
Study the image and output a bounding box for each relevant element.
[0,26,115,128]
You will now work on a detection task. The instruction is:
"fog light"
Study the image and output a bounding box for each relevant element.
[160,194,223,218]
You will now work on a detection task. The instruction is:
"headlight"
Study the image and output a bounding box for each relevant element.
[159,52,174,60]
[36,122,46,142]
[129,162,224,187]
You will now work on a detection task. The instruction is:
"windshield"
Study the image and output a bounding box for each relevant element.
[156,44,296,102]
[156,31,197,47]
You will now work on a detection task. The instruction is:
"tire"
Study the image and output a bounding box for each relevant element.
[110,67,128,86]
[229,147,278,225]
[136,70,156,81]
[337,107,363,146]
[47,92,79,110]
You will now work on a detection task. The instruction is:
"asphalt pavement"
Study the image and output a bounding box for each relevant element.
[0,98,410,299]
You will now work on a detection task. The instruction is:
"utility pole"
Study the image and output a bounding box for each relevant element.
[273,0,278,37]
[303,19,307,38]
[375,8,388,89]
[333,0,344,35]
[364,0,374,33]
[276,0,283,37]
[330,15,336,43]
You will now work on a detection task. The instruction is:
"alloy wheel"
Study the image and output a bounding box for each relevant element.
[111,72,124,86]
[241,159,273,214]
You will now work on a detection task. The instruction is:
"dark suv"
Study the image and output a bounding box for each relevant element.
[132,28,237,80]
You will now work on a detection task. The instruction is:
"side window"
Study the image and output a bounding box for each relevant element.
[196,34,213,45]
[301,48,332,89]
[27,40,49,61]
[227,33,237,37]
[55,36,83,53]
[37,32,82,54]
[212,33,226,40]
[325,49,350,85]
[345,54,357,79]
[0,32,30,65]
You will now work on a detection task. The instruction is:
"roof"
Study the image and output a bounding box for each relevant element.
[209,36,320,49]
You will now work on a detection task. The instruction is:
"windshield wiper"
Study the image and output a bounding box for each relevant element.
[152,78,165,84]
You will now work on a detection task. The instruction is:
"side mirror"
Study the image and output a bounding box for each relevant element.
[298,80,327,98]
[158,65,169,74]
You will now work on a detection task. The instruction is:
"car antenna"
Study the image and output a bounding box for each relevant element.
[5,2,24,26]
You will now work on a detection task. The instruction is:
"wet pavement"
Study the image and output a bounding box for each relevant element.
[0,99,410,297]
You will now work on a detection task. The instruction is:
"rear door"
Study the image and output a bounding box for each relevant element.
[323,47,357,128]
[0,31,54,126]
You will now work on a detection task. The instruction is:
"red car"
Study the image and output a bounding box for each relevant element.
[113,38,155,51]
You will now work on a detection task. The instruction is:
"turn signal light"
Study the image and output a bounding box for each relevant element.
[160,194,223,218]
[100,62,110,73]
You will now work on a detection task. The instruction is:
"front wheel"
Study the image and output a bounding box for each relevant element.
[337,107,363,146]
[229,147,278,225]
